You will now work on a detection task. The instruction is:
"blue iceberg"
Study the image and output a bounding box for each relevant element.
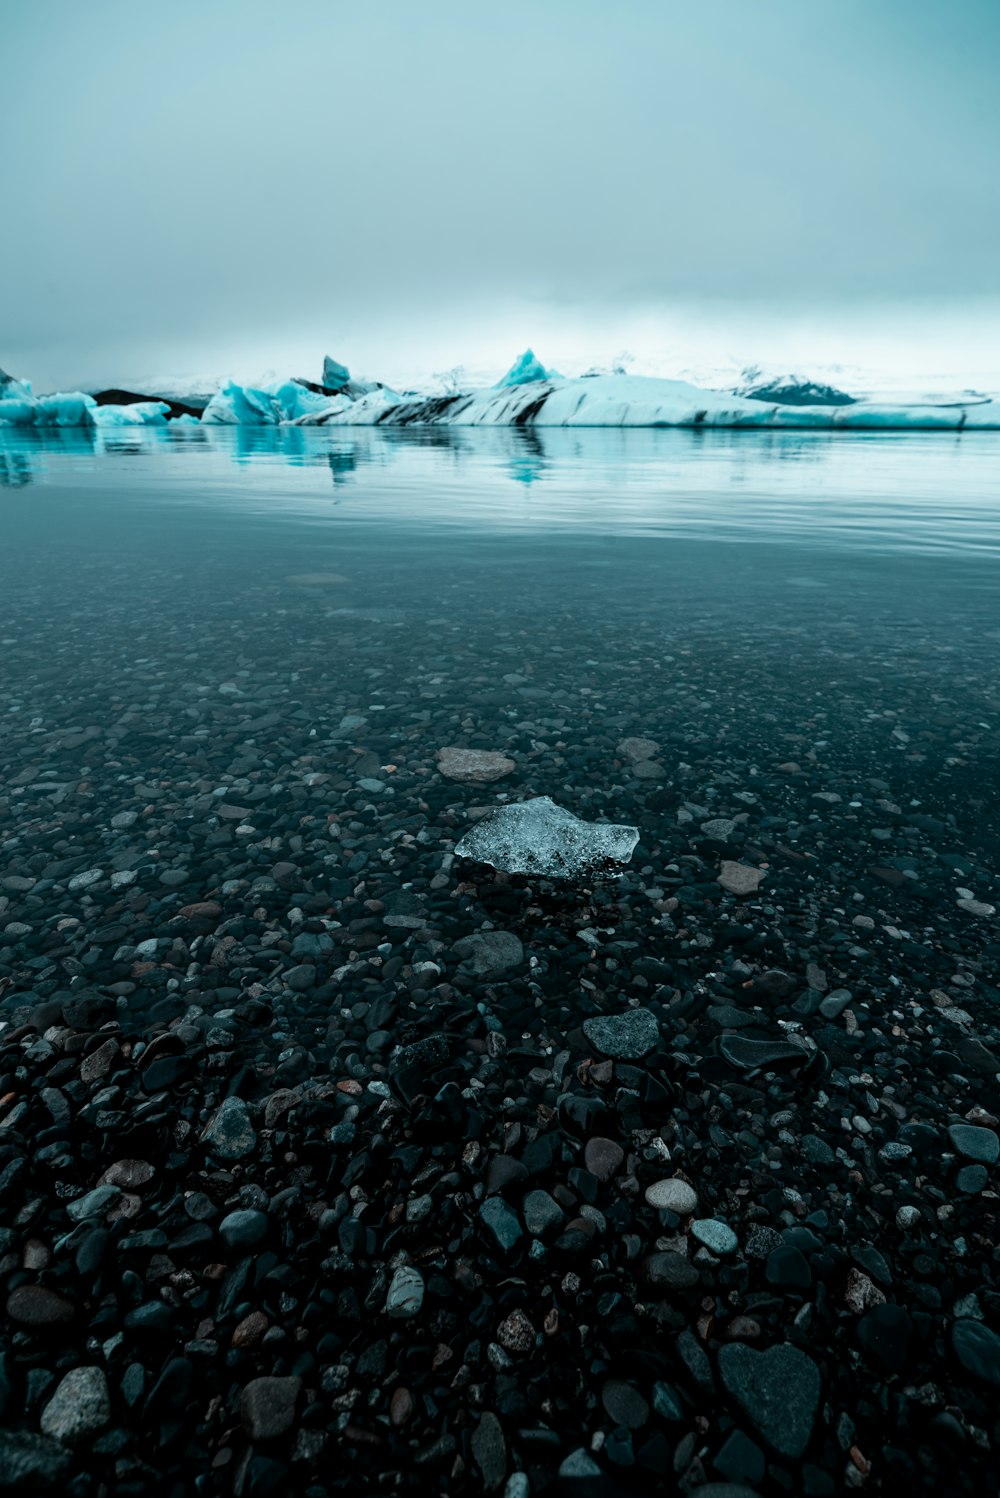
[495,349,559,388]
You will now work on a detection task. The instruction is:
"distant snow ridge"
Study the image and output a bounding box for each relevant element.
[736,370,856,406]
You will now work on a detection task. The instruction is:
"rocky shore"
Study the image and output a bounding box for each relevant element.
[0,508,998,1496]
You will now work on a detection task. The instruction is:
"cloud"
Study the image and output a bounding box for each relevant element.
[2,0,998,388]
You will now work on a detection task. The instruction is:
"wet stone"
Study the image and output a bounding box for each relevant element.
[602,1380,650,1429]
[951,1319,1000,1386]
[645,1178,698,1216]
[241,1376,301,1440]
[471,1412,507,1491]
[692,1219,738,1256]
[40,1366,111,1444]
[947,1123,999,1164]
[718,1342,821,1460]
[583,1008,660,1059]
[386,1265,425,1319]
[201,1096,256,1160]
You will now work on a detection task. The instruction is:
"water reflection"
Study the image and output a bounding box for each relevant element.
[0,422,996,557]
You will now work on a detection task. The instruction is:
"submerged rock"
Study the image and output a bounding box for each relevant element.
[437,747,516,783]
[455,796,639,880]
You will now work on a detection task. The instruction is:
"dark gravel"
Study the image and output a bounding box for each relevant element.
[0,450,998,1496]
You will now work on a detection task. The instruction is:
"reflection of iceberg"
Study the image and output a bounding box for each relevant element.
[455,797,640,881]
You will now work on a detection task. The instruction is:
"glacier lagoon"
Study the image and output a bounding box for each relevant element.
[1,424,999,1491]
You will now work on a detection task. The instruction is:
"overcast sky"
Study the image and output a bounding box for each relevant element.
[4,0,999,391]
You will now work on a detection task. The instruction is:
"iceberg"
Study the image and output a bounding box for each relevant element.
[0,391,97,427]
[322,355,351,391]
[737,371,856,406]
[454,796,640,881]
[0,367,32,401]
[495,349,559,388]
[92,401,170,427]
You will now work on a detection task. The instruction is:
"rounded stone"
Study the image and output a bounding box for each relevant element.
[386,1265,425,1319]
[40,1366,111,1444]
[952,1318,1000,1386]
[584,1137,625,1181]
[601,1380,650,1429]
[583,1008,660,1060]
[692,1218,739,1256]
[219,1209,268,1249]
[437,747,515,783]
[645,1178,698,1216]
[240,1376,301,1440]
[718,1342,821,1460]
[948,1123,999,1164]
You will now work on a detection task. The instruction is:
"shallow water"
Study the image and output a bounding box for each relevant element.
[1,424,997,983]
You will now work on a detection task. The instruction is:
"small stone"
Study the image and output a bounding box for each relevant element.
[956,1163,988,1194]
[232,1311,269,1347]
[765,1245,811,1290]
[240,1376,301,1440]
[389,1387,415,1426]
[948,1123,999,1164]
[497,1309,535,1352]
[584,1137,625,1181]
[97,1159,155,1189]
[645,1178,698,1216]
[0,1431,72,1488]
[79,1038,119,1083]
[602,1380,650,1429]
[66,1185,122,1222]
[692,1219,738,1256]
[618,737,660,761]
[452,931,524,978]
[6,1285,74,1327]
[479,1197,524,1253]
[952,1318,1000,1385]
[437,747,515,783]
[718,862,765,896]
[844,1270,886,1314]
[583,1008,660,1060]
[701,819,736,839]
[386,1265,425,1319]
[40,1366,111,1444]
[718,1342,820,1459]
[642,1252,700,1290]
[201,1096,256,1160]
[219,1210,268,1249]
[522,1189,565,1237]
[895,1205,921,1230]
[471,1412,507,1491]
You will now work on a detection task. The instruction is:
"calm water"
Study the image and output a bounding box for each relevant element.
[1,423,998,908]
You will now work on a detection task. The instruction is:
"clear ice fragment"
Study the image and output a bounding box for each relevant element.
[454,796,639,881]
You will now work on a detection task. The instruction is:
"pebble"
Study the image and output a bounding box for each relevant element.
[39,1366,111,1444]
[386,1265,425,1319]
[645,1178,698,1216]
[219,1209,269,1248]
[947,1123,999,1164]
[717,861,766,895]
[583,1008,660,1059]
[201,1096,256,1159]
[951,1319,1000,1386]
[240,1376,301,1440]
[718,1342,821,1459]
[692,1218,739,1256]
[437,747,515,782]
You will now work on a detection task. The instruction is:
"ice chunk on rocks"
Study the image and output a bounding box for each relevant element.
[455,796,639,880]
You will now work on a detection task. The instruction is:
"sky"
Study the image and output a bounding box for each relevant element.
[3,0,999,395]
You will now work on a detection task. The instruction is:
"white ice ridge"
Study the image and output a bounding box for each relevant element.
[455,796,640,881]
[3,353,1000,430]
